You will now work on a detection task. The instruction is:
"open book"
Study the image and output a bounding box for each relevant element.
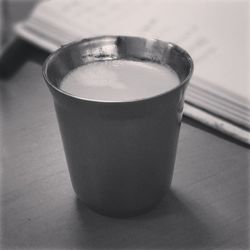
[14,0,250,144]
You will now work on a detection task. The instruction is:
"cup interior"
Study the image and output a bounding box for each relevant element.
[43,36,193,97]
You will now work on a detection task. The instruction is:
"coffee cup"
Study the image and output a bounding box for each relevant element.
[42,35,193,217]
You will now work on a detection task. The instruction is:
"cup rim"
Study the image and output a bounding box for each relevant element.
[42,35,194,104]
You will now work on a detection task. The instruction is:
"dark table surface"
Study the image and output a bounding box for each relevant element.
[0,1,249,249]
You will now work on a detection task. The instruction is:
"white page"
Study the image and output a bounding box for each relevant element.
[18,0,250,102]
[139,0,249,102]
[13,0,250,143]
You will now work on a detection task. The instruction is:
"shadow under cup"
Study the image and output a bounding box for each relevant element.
[42,36,193,217]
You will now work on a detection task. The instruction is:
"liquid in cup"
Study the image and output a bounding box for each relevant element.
[43,36,193,217]
[60,60,180,101]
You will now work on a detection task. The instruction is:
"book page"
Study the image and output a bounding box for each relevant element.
[18,0,249,102]
[138,0,249,102]
[13,0,250,143]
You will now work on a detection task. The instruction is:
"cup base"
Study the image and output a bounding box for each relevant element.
[76,195,166,218]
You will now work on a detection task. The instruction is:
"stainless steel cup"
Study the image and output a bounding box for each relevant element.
[43,36,193,217]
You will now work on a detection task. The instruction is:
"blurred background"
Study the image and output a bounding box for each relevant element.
[0,0,41,50]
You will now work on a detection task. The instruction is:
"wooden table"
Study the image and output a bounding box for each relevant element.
[0,1,249,249]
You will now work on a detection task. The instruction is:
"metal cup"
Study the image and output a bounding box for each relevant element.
[42,36,193,217]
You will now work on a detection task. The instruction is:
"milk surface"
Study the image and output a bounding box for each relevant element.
[60,60,180,101]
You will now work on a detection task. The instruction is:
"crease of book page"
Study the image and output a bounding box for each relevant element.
[188,80,249,116]
[186,91,249,131]
[184,103,250,146]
